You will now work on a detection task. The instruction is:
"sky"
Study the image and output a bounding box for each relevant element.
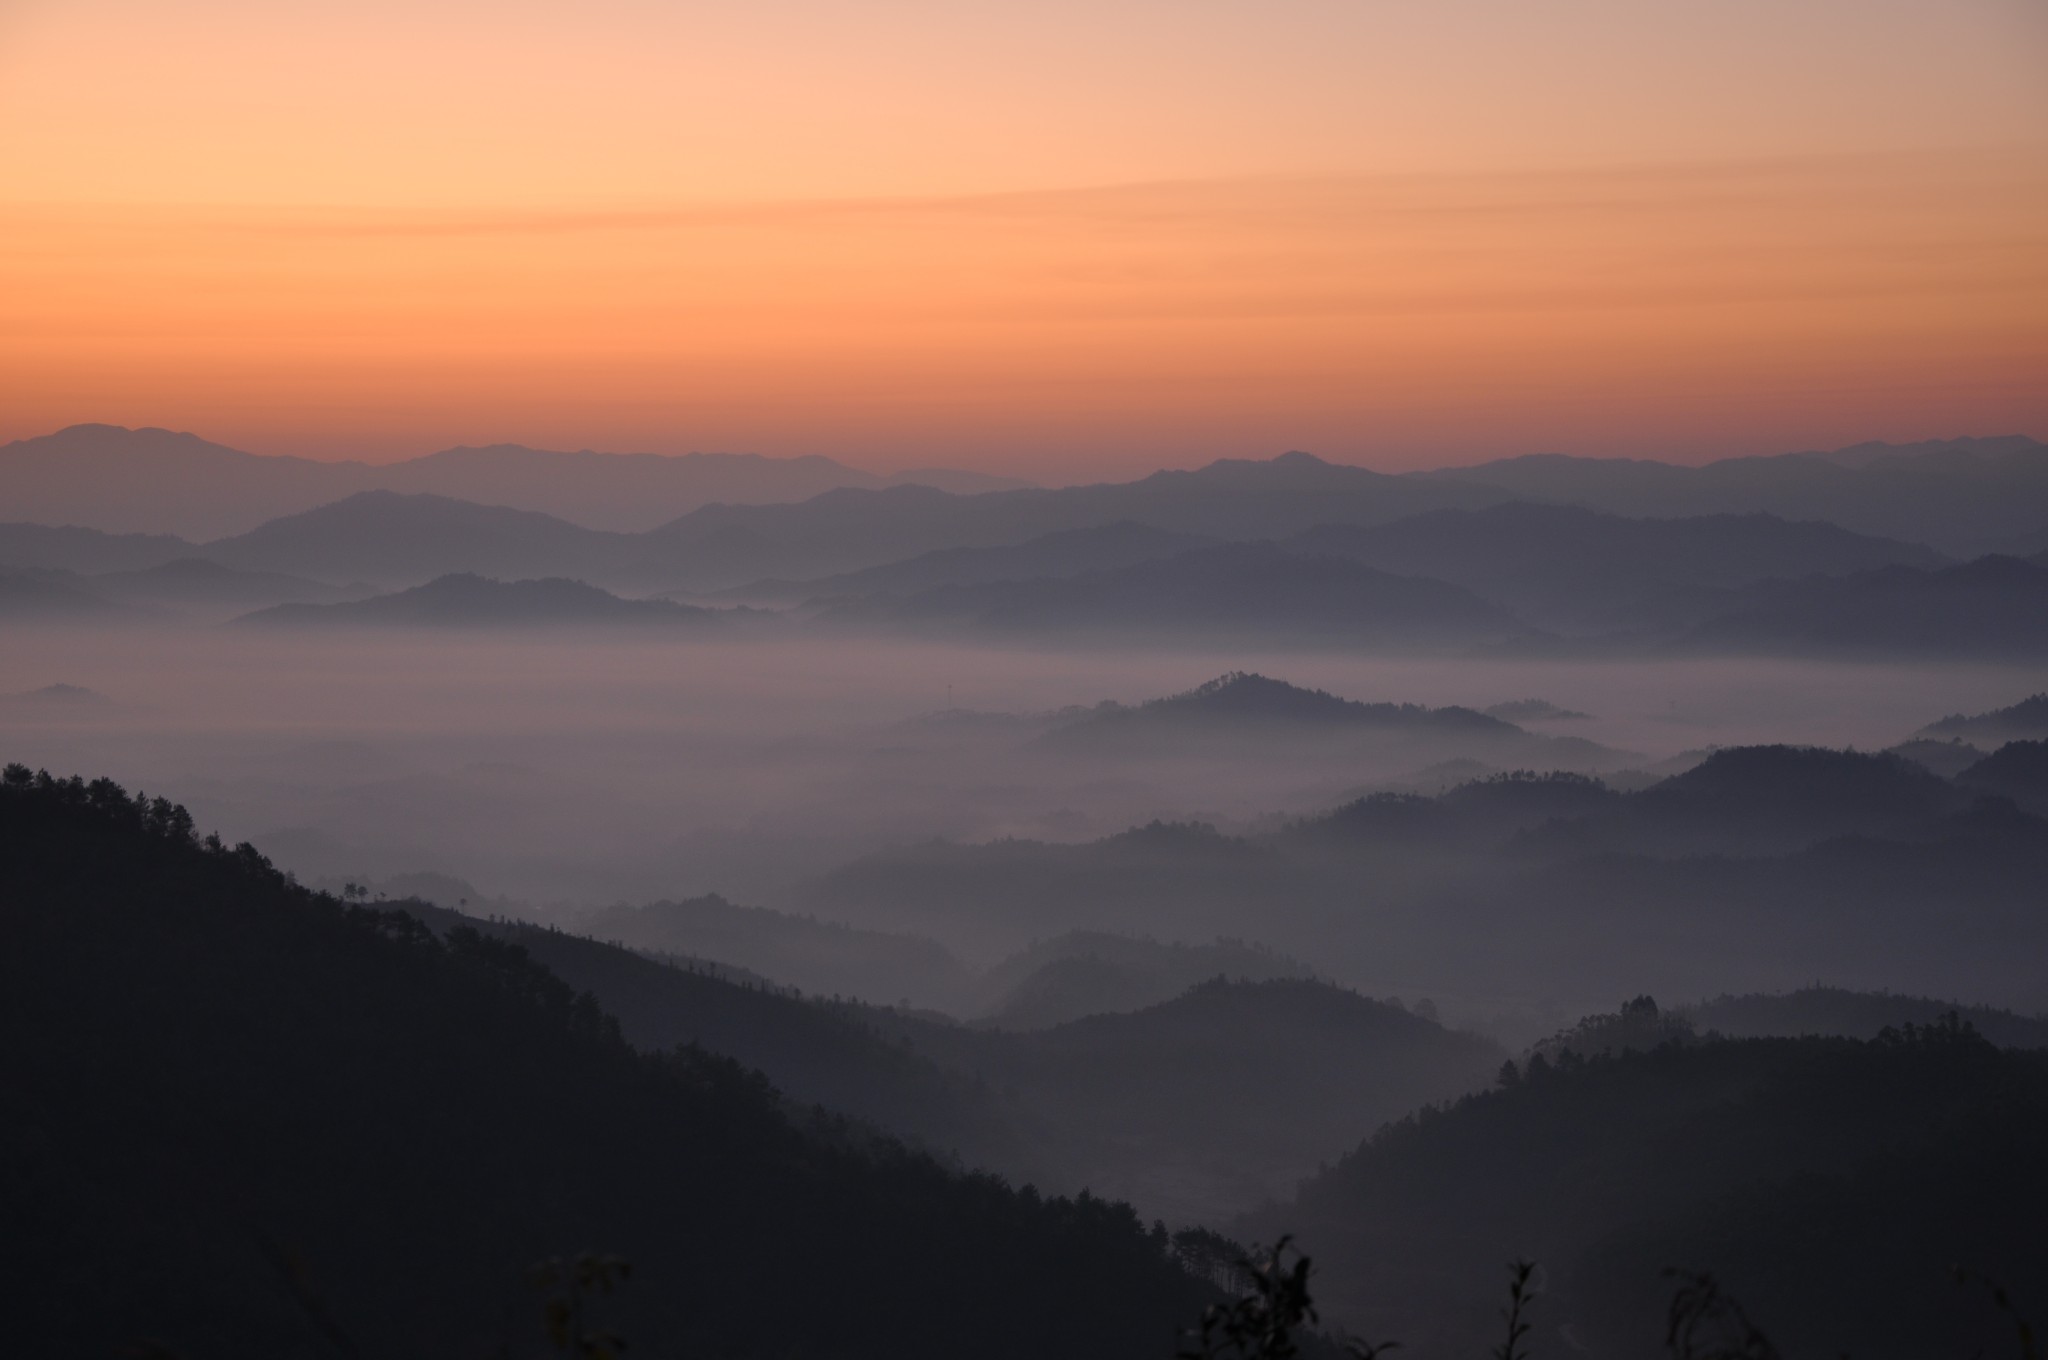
[2,0,2045,479]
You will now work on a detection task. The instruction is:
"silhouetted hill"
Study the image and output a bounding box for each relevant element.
[378,442,1029,531]
[0,519,195,574]
[0,569,126,620]
[1498,806,2048,1008]
[807,750,2048,1008]
[238,573,741,629]
[1670,556,2048,659]
[0,767,1213,1358]
[401,904,1030,1175]
[90,557,361,613]
[1686,985,2048,1049]
[1881,737,1986,779]
[976,932,1315,1029]
[1483,698,1590,722]
[859,977,1505,1221]
[630,450,1512,593]
[1286,503,1942,631]
[1956,740,2048,813]
[1632,744,1962,843]
[14,429,2043,575]
[423,906,1493,1222]
[206,489,628,586]
[578,894,977,1010]
[1490,747,1969,862]
[715,521,1214,604]
[0,424,362,538]
[818,543,1525,648]
[0,424,1024,537]
[639,483,999,590]
[1288,772,1625,852]
[1034,676,1629,776]
[1047,674,1510,742]
[408,905,1496,1223]
[1417,436,2048,553]
[1052,449,1509,536]
[1243,1027,2048,1360]
[1920,692,2048,744]
[809,824,1291,959]
[1800,434,2048,470]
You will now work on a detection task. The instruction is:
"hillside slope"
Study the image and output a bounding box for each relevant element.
[0,767,1213,1359]
[1243,1027,2048,1360]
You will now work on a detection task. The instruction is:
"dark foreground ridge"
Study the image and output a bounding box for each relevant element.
[0,766,1213,1359]
[1240,1011,2048,1360]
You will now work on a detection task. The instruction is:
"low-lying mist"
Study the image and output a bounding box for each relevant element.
[6,623,2039,1023]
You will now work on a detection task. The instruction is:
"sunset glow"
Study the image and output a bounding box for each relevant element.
[3,0,2044,476]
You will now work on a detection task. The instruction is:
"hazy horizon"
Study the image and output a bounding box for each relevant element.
[7,418,2043,485]
[6,1,2044,479]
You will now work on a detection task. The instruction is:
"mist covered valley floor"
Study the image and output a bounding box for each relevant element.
[6,625,2048,1356]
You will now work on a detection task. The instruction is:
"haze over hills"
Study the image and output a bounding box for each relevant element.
[1033,674,1631,770]
[0,521,197,575]
[1956,740,2048,814]
[813,543,1526,649]
[436,902,1504,1221]
[238,573,749,630]
[7,427,2044,562]
[0,424,1030,538]
[710,521,1216,605]
[1685,985,2048,1050]
[1047,673,1516,742]
[1420,435,2048,554]
[1284,503,1945,633]
[1667,555,2048,660]
[1918,692,2048,744]
[205,490,631,587]
[578,893,979,1011]
[89,558,365,615]
[5,442,2048,658]
[807,741,2048,1008]
[974,932,1315,1030]
[865,977,1504,1221]
[0,569,131,621]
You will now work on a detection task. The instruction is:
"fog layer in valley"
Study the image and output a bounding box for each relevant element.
[8,627,2041,1019]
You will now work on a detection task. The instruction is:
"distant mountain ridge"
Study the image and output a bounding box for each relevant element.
[1048,672,1512,739]
[90,558,363,613]
[709,521,1216,605]
[1920,693,2048,743]
[1284,502,1944,632]
[238,573,750,629]
[815,542,1526,649]
[1033,675,1629,771]
[204,490,630,587]
[1420,435,2048,553]
[0,424,1029,537]
[11,426,2042,560]
[1667,555,2048,659]
[806,738,2048,1006]
[6,436,2046,652]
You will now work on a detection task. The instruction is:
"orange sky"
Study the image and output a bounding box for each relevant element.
[3,0,2045,478]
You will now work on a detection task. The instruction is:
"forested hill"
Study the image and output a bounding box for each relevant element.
[0,766,1213,1359]
[1240,1026,2048,1360]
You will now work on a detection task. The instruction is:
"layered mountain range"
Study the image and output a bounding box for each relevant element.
[6,429,2045,653]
